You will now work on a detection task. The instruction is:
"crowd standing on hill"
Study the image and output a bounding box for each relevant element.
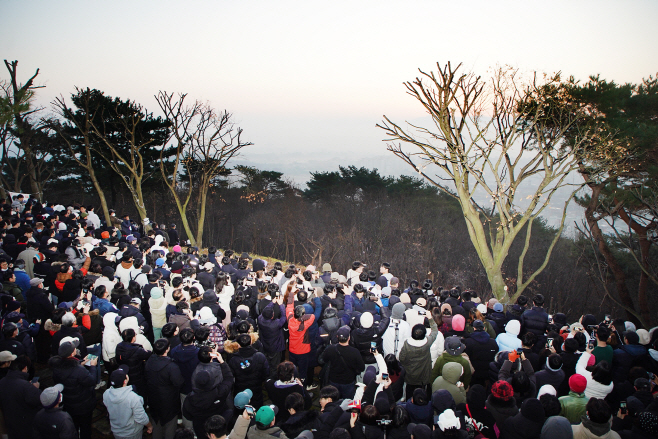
[0,196,657,439]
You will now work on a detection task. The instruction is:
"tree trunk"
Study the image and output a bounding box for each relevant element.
[195,182,209,249]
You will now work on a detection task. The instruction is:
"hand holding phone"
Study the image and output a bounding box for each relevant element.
[245,405,255,418]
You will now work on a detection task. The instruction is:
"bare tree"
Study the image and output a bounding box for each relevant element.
[378,62,593,302]
[155,91,251,248]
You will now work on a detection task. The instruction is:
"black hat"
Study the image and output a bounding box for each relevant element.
[110,365,129,387]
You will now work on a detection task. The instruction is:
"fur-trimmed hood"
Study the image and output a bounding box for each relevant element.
[45,319,61,333]
[223,332,259,354]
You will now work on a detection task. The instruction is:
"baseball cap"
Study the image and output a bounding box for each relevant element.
[58,339,79,358]
[4,312,25,323]
[337,326,351,340]
[493,302,504,312]
[126,235,136,241]
[130,297,142,306]
[30,278,44,286]
[156,258,165,267]
[40,384,64,409]
[58,302,74,310]
[255,405,278,425]
[473,319,485,330]
[234,389,253,409]
[0,351,17,362]
[110,364,129,387]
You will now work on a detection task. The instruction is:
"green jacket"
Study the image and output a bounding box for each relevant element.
[559,391,588,424]
[431,351,472,388]
[431,362,467,405]
[399,320,438,385]
[2,281,24,303]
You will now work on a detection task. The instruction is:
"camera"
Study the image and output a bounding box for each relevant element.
[376,418,392,426]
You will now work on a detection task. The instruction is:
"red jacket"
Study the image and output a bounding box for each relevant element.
[286,301,315,355]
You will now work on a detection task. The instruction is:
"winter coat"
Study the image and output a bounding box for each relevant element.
[286,296,321,355]
[431,352,473,388]
[351,308,392,364]
[534,365,565,396]
[92,296,118,316]
[59,278,82,303]
[226,342,270,394]
[48,355,97,415]
[102,312,122,361]
[489,311,509,335]
[145,354,184,424]
[183,362,234,439]
[572,416,621,439]
[500,403,545,439]
[431,362,467,405]
[558,391,589,424]
[247,424,289,439]
[464,330,499,384]
[191,290,226,322]
[148,295,168,328]
[399,319,438,385]
[26,285,54,322]
[382,319,412,359]
[0,369,43,439]
[398,399,433,426]
[576,352,613,399]
[496,320,523,353]
[103,385,150,438]
[118,316,152,350]
[33,406,78,439]
[612,344,648,383]
[320,343,366,384]
[258,303,288,354]
[485,395,518,428]
[80,309,103,346]
[280,410,320,439]
[170,343,200,395]
[116,341,152,397]
[118,304,149,334]
[264,379,311,423]
[499,359,537,404]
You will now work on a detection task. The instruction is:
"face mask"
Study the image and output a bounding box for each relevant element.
[36,229,42,233]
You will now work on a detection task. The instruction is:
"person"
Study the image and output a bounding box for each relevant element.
[115,327,152,400]
[258,297,287,378]
[103,364,153,439]
[226,332,270,408]
[571,398,620,439]
[285,282,321,388]
[463,318,499,386]
[400,313,438,399]
[0,355,42,439]
[319,325,365,399]
[34,384,78,439]
[48,338,98,439]
[496,319,523,353]
[576,351,613,399]
[500,398,546,439]
[432,362,467,405]
[145,338,184,439]
[591,325,613,365]
[431,335,473,388]
[535,354,566,394]
[520,294,549,350]
[265,361,311,423]
[382,302,412,359]
[170,327,200,429]
[558,374,589,424]
[248,405,289,439]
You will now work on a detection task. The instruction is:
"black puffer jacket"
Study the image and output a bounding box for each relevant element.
[280,410,321,439]
[226,344,269,395]
[488,311,509,335]
[257,303,287,354]
[350,308,391,364]
[25,286,54,322]
[51,325,88,358]
[520,306,548,337]
[145,354,184,424]
[115,341,152,398]
[48,355,96,415]
[463,330,499,384]
[0,369,42,439]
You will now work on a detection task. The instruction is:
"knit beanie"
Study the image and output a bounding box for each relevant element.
[568,374,587,394]
[150,287,163,300]
[452,314,465,332]
[392,303,406,320]
[360,312,374,329]
[491,380,514,401]
[537,385,556,398]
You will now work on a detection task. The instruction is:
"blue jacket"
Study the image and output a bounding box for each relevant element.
[93,296,118,316]
[257,303,287,354]
[14,269,31,293]
[520,306,548,336]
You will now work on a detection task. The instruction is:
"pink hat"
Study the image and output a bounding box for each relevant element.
[569,374,587,393]
[587,353,596,367]
[452,314,465,332]
[172,245,182,253]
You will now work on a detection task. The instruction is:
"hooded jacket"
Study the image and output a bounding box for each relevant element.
[535,362,565,395]
[148,294,168,328]
[118,316,152,350]
[352,307,392,364]
[432,362,467,404]
[116,341,152,397]
[92,295,118,316]
[497,320,523,353]
[499,358,537,405]
[558,391,588,424]
[170,343,200,395]
[399,319,438,385]
[576,352,613,399]
[226,341,270,396]
[102,312,122,361]
[145,354,184,424]
[431,351,473,388]
[103,385,150,438]
[464,329,499,383]
[258,303,287,354]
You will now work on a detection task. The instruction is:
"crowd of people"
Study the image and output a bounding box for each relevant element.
[0,195,657,439]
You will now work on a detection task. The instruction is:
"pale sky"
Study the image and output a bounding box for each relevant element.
[2,0,657,187]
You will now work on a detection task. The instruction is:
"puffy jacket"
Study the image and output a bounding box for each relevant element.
[431,352,473,388]
[399,319,438,385]
[48,355,97,415]
[498,358,537,404]
[463,330,499,384]
[612,343,648,383]
[572,416,621,439]
[488,310,509,335]
[431,362,467,405]
[520,306,548,337]
[170,343,200,395]
[286,296,321,355]
[559,391,589,424]
[115,341,152,398]
[103,385,150,438]
[534,364,565,395]
[145,355,184,424]
[51,325,88,358]
[92,296,118,316]
[33,407,77,439]
[102,312,122,361]
[258,302,287,354]
[577,352,613,399]
[118,305,149,334]
[0,369,43,439]
[26,286,54,323]
[351,308,392,364]
[496,320,523,353]
[226,344,270,395]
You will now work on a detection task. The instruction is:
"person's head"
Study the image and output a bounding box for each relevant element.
[586,398,611,424]
[359,404,380,426]
[255,405,278,429]
[521,332,536,348]
[204,415,227,439]
[61,312,76,328]
[411,323,427,341]
[533,294,544,307]
[596,325,610,343]
[384,353,401,374]
[198,346,213,364]
[179,327,195,345]
[380,262,390,274]
[2,323,18,339]
[10,355,31,373]
[162,322,178,338]
[591,361,612,386]
[391,405,410,428]
[563,337,579,353]
[516,295,528,307]
[412,387,428,405]
[336,326,350,344]
[153,338,170,356]
[539,394,561,417]
[319,386,340,410]
[330,428,351,439]
[277,361,296,382]
[547,353,563,371]
[121,328,136,343]
[285,392,305,414]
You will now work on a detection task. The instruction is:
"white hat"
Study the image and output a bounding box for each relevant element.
[198,307,217,325]
[438,409,461,431]
[477,304,488,315]
[360,312,374,329]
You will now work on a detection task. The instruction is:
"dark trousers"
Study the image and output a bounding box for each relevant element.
[330,380,356,399]
[265,350,282,379]
[70,411,93,439]
[289,351,312,386]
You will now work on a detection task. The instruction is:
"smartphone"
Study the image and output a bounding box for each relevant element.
[381,373,389,380]
[433,414,440,425]
[620,401,627,415]
[548,314,553,323]
[588,339,595,350]
[245,405,255,417]
[546,338,553,349]
[370,342,377,353]
[604,315,611,323]
[516,348,523,354]
[31,377,39,384]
